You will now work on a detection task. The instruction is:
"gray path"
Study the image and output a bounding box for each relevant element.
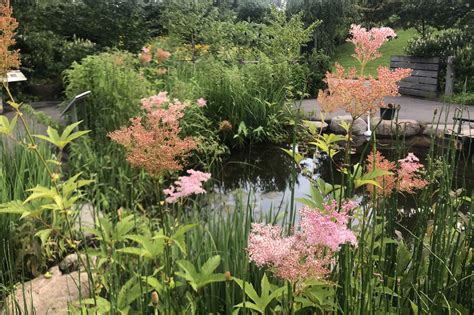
[299,96,472,124]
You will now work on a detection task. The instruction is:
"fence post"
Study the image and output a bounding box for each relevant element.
[445,56,454,96]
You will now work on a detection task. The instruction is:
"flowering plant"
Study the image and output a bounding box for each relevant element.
[163,169,211,203]
[247,200,357,283]
[109,92,208,177]
[317,24,411,118]
[0,4,20,78]
[366,151,427,196]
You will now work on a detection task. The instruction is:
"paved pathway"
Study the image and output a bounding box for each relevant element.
[299,96,472,125]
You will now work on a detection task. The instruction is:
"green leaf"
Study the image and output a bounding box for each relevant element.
[0,114,17,134]
[35,228,53,246]
[201,255,221,276]
[0,200,29,215]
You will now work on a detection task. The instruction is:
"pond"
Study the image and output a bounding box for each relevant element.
[211,135,474,215]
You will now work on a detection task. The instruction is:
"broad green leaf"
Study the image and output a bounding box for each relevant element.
[201,255,221,276]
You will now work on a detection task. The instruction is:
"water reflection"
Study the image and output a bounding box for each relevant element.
[211,140,473,214]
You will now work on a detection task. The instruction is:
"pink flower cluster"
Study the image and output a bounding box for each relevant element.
[247,200,358,282]
[317,24,412,118]
[348,24,396,68]
[366,151,427,196]
[397,153,428,194]
[318,64,411,117]
[139,45,171,64]
[108,93,197,176]
[163,169,211,203]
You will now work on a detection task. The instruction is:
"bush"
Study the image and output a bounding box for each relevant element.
[406,28,473,93]
[305,50,331,97]
[63,51,151,144]
[193,57,293,145]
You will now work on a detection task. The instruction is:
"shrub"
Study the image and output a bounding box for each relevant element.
[406,28,473,92]
[405,28,469,58]
[195,57,293,145]
[305,50,331,97]
[63,51,151,144]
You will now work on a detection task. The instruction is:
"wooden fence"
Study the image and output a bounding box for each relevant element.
[390,55,441,98]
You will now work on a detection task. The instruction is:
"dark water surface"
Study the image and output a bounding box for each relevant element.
[211,136,474,214]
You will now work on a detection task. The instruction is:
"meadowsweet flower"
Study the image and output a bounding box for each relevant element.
[397,153,428,193]
[156,48,171,62]
[109,94,196,176]
[196,98,207,107]
[139,46,152,63]
[156,67,168,75]
[0,4,20,78]
[300,202,357,251]
[366,151,427,195]
[348,24,396,69]
[317,64,411,117]
[317,25,411,118]
[366,151,396,195]
[163,169,211,203]
[247,201,357,282]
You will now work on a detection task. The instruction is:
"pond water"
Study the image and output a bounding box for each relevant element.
[211,136,474,215]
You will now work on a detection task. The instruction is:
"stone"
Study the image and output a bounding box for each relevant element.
[374,119,421,137]
[422,124,472,137]
[330,115,368,135]
[59,254,88,274]
[302,120,328,132]
[74,203,102,240]
[2,266,91,315]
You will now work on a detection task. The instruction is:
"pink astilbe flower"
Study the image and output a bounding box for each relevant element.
[247,201,357,282]
[196,98,207,107]
[163,169,211,203]
[317,64,411,117]
[397,153,428,193]
[348,24,396,69]
[109,94,196,176]
[366,151,427,196]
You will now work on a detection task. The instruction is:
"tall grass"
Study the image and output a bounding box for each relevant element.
[0,139,52,290]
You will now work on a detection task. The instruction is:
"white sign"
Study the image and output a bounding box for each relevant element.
[2,70,27,83]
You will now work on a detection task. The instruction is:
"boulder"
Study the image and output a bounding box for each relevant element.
[2,266,91,315]
[59,253,88,274]
[375,119,421,137]
[330,115,368,135]
[423,124,472,137]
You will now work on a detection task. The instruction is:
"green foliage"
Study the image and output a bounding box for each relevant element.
[176,255,226,292]
[15,0,150,52]
[233,273,286,314]
[305,50,331,97]
[64,51,151,143]
[406,28,473,92]
[195,58,292,145]
[286,0,350,53]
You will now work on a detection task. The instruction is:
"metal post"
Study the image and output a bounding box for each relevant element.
[445,56,455,96]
